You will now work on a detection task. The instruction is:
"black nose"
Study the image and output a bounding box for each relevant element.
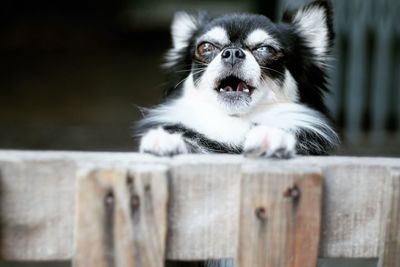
[221,48,245,66]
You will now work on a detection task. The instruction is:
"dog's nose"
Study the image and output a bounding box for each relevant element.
[221,48,245,66]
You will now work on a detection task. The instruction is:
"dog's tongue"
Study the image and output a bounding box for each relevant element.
[223,82,247,92]
[237,81,246,91]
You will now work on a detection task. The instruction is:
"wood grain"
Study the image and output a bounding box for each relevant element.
[0,158,76,261]
[378,169,400,267]
[236,167,322,267]
[320,165,391,258]
[0,151,400,261]
[166,161,241,260]
[73,166,168,267]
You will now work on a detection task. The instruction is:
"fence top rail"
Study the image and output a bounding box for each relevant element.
[0,149,399,168]
[0,149,399,262]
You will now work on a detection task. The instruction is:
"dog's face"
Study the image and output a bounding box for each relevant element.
[165,1,334,115]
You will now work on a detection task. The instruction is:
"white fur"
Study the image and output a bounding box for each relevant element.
[164,26,230,69]
[143,10,337,157]
[164,12,200,68]
[143,76,252,145]
[139,127,188,156]
[255,69,299,104]
[163,50,181,68]
[140,78,338,151]
[245,29,280,49]
[198,27,230,46]
[193,45,299,111]
[171,12,198,50]
[293,6,329,63]
[196,49,263,115]
[243,125,296,158]
[282,69,299,102]
[247,103,338,146]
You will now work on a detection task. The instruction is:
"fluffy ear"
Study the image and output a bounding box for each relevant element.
[282,0,334,60]
[171,12,205,50]
[164,12,207,68]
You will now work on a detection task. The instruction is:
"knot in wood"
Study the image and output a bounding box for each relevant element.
[126,176,133,186]
[284,185,300,201]
[255,207,267,221]
[145,184,151,192]
[131,195,140,208]
[104,191,114,205]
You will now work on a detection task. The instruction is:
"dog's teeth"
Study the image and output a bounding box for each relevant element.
[244,88,250,93]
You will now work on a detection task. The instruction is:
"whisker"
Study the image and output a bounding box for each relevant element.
[260,66,285,76]
[174,76,191,89]
[174,69,205,89]
[176,68,207,73]
[193,60,209,66]
[191,69,206,76]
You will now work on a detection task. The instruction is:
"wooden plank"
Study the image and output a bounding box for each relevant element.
[320,165,391,258]
[378,169,400,267]
[166,161,242,260]
[0,158,76,261]
[73,166,168,267]
[1,151,400,261]
[236,167,322,267]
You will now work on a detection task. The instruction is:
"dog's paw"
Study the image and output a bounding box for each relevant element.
[243,126,296,158]
[139,127,188,156]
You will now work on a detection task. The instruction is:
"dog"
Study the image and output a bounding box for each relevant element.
[137,1,338,266]
[136,0,339,157]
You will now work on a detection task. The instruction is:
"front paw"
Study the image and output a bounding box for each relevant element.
[139,127,188,156]
[243,126,296,158]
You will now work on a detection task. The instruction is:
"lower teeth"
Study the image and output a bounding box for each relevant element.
[218,87,251,93]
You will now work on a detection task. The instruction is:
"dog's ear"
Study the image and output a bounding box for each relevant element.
[282,0,334,60]
[171,11,207,50]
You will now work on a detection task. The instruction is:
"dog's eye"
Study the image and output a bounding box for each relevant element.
[255,45,277,54]
[197,42,218,56]
[256,46,268,52]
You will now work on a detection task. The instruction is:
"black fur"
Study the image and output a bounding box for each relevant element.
[136,0,339,156]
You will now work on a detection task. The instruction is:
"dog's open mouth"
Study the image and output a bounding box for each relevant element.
[215,76,255,94]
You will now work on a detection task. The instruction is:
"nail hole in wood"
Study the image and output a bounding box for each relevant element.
[284,185,300,201]
[105,190,114,206]
[131,195,140,208]
[255,207,267,221]
[126,175,133,186]
[145,184,151,192]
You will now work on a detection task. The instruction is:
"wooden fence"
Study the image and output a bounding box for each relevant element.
[0,150,399,266]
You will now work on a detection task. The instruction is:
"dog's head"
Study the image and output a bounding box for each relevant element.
[164,0,334,115]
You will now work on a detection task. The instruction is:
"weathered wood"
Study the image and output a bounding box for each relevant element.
[73,166,168,267]
[236,167,322,267]
[166,161,242,260]
[378,169,400,267]
[1,150,400,261]
[320,165,391,258]
[0,158,76,261]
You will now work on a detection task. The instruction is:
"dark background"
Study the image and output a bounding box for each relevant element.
[0,0,399,155]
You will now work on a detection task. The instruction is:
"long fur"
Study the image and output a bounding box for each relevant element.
[137,1,338,266]
[136,0,339,157]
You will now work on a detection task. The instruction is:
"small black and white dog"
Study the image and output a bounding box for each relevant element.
[137,0,339,158]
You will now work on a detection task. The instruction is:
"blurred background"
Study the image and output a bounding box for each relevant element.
[0,0,399,155]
